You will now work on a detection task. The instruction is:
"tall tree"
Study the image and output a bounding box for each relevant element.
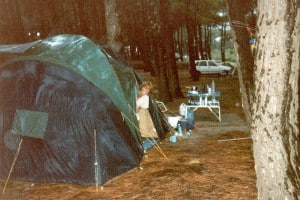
[137,0,155,75]
[90,0,107,44]
[185,0,199,81]
[251,0,300,199]
[160,0,182,98]
[104,0,122,51]
[220,22,227,62]
[152,0,173,102]
[226,0,255,125]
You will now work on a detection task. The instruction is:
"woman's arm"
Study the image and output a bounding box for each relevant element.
[136,95,149,113]
[136,106,141,113]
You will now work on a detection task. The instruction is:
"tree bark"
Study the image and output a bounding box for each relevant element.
[220,22,227,62]
[205,25,212,60]
[139,0,155,75]
[251,1,300,199]
[185,0,199,81]
[226,0,255,126]
[197,24,204,59]
[160,0,182,98]
[92,0,107,44]
[152,35,172,102]
[104,0,122,51]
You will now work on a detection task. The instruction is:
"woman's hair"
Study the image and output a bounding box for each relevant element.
[139,82,153,91]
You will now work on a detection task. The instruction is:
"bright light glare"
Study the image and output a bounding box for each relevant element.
[217,11,225,17]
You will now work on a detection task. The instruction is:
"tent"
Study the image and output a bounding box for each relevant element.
[0,34,169,186]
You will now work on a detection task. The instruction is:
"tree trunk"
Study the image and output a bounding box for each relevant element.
[152,35,172,102]
[185,0,199,81]
[197,24,204,59]
[186,20,198,81]
[251,1,300,199]
[220,22,227,62]
[226,0,255,126]
[179,26,184,61]
[93,0,107,43]
[160,0,182,98]
[139,0,155,75]
[205,25,212,60]
[127,10,139,61]
[104,0,122,51]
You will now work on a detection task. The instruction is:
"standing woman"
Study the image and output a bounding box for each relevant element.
[136,82,158,150]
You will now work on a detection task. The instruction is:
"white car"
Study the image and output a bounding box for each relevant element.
[195,60,231,76]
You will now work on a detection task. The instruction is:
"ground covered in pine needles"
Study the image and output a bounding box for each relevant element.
[0,64,257,200]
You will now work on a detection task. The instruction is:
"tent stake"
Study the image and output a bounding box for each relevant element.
[94,129,99,193]
[2,138,23,194]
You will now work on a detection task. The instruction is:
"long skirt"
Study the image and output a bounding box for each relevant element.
[137,108,158,138]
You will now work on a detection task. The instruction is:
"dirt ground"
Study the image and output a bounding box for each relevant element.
[0,67,257,200]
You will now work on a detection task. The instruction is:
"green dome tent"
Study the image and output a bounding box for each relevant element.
[0,34,168,187]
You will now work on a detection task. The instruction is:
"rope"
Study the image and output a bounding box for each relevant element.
[121,112,140,131]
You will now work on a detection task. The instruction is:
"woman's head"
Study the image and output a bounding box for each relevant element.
[139,82,153,96]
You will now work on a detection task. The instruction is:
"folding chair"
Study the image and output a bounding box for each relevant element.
[156,100,168,112]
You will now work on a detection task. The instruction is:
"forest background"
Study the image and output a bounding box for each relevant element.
[0,0,256,102]
[0,0,299,199]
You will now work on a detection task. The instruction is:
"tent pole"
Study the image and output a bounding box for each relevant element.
[120,112,168,158]
[2,138,23,194]
[94,129,99,193]
[147,137,168,159]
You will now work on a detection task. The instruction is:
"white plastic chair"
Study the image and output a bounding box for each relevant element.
[156,100,168,112]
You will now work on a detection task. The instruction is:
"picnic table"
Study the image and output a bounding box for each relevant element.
[183,91,222,122]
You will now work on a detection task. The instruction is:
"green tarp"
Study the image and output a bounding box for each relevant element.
[12,109,48,139]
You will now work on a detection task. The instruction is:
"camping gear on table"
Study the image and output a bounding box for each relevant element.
[0,34,169,187]
[191,85,198,91]
[184,86,222,122]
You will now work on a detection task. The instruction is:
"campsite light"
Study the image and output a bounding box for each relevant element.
[28,32,31,36]
[37,32,41,37]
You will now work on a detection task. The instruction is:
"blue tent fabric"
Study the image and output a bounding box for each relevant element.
[0,60,141,185]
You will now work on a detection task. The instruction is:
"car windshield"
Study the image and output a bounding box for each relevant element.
[208,61,217,66]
